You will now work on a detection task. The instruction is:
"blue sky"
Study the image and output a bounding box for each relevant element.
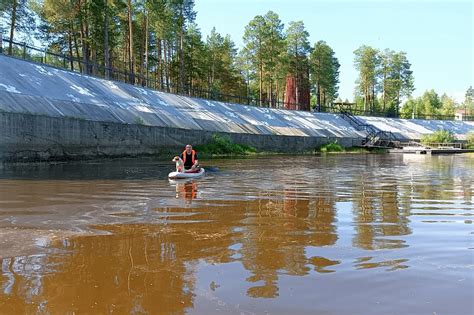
[195,0,473,102]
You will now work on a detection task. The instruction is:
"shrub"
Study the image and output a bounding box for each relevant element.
[317,141,344,153]
[421,129,456,145]
[466,131,474,149]
[196,134,256,155]
[134,116,145,125]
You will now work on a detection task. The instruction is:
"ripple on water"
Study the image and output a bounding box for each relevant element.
[0,155,473,314]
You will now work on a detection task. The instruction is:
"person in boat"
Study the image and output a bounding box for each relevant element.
[179,144,200,172]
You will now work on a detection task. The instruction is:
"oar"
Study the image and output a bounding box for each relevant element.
[202,166,219,172]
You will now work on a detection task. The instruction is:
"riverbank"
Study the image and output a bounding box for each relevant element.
[196,137,386,158]
[1,55,473,162]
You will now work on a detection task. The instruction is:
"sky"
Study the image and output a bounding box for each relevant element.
[195,0,473,103]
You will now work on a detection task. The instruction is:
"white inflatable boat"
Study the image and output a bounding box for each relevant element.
[168,168,205,179]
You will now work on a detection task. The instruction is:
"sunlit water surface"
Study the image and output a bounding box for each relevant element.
[0,154,473,314]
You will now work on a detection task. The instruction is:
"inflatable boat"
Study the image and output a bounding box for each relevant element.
[168,168,205,179]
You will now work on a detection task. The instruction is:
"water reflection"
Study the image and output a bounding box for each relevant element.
[354,256,409,271]
[0,154,472,314]
[309,256,341,273]
[1,230,196,314]
[171,180,199,205]
[352,172,411,250]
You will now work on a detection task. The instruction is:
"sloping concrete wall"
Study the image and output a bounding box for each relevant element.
[0,55,362,161]
[0,54,472,161]
[0,55,362,139]
[358,116,474,141]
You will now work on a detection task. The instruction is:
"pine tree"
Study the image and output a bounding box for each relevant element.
[243,15,266,105]
[354,45,379,114]
[285,21,311,109]
[167,0,196,92]
[463,86,474,116]
[262,11,285,107]
[310,40,340,111]
[2,0,35,55]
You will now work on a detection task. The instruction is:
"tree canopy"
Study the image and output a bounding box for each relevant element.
[0,2,467,119]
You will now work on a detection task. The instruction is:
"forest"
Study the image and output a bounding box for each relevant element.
[1,0,472,119]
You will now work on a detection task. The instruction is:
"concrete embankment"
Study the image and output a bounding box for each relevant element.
[0,54,472,162]
[1,111,353,162]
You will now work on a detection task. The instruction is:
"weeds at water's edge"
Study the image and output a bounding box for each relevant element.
[466,131,474,149]
[194,134,257,157]
[194,136,385,158]
[315,142,344,153]
[313,141,387,154]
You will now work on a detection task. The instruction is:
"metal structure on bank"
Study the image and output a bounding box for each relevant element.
[0,35,472,121]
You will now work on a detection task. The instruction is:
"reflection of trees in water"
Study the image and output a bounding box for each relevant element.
[458,175,473,204]
[352,172,412,251]
[12,153,470,307]
[0,255,50,314]
[403,155,473,203]
[309,256,341,273]
[354,256,409,271]
[240,182,338,298]
[0,222,237,314]
[1,154,472,311]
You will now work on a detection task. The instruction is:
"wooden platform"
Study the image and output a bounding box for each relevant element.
[389,148,474,154]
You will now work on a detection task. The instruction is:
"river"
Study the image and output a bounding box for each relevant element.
[0,154,473,314]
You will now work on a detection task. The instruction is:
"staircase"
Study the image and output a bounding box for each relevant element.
[340,111,401,148]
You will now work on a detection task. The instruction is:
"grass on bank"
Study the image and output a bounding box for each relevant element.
[314,141,386,153]
[466,131,474,149]
[421,129,457,145]
[195,134,257,156]
[317,142,344,153]
[195,135,383,157]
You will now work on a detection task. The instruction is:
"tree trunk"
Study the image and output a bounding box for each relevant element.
[317,81,321,112]
[210,53,214,90]
[157,38,163,89]
[372,84,376,114]
[104,2,110,79]
[169,42,174,92]
[8,0,18,55]
[163,40,170,92]
[179,5,185,94]
[188,40,193,95]
[72,30,82,73]
[124,34,128,82]
[79,26,86,74]
[275,79,279,108]
[138,19,144,86]
[294,45,299,108]
[365,86,368,113]
[67,31,74,71]
[382,71,386,111]
[269,82,273,107]
[127,0,134,84]
[259,60,263,106]
[78,1,89,75]
[144,13,149,87]
[396,91,401,117]
[92,49,97,75]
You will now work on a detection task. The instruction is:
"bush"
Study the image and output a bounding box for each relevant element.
[466,131,474,149]
[134,116,145,125]
[316,141,344,153]
[421,129,456,145]
[196,134,256,155]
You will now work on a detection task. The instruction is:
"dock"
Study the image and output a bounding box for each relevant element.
[389,142,474,154]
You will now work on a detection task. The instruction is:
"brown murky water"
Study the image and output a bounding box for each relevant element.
[0,154,473,314]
